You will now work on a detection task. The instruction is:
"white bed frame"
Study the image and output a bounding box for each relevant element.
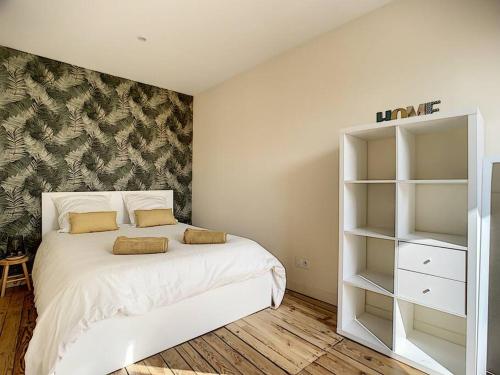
[40,190,273,375]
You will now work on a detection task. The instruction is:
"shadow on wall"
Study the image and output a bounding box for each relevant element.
[281,148,339,303]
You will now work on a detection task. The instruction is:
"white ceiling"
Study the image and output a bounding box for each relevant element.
[0,0,390,95]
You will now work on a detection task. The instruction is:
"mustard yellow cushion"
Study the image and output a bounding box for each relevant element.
[113,236,168,255]
[69,211,119,234]
[135,208,176,228]
[183,228,227,244]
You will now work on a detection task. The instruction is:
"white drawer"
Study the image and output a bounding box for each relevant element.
[398,269,466,316]
[398,242,466,282]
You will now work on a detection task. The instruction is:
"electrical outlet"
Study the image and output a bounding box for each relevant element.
[295,257,310,269]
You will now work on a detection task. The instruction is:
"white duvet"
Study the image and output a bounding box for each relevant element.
[25,223,286,375]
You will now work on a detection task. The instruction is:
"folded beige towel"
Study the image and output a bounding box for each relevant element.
[113,236,168,255]
[183,228,227,244]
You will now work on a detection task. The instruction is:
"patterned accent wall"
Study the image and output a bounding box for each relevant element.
[0,46,193,254]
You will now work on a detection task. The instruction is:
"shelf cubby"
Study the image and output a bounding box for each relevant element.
[394,300,466,375]
[342,285,394,350]
[397,182,468,250]
[344,182,395,238]
[343,234,394,295]
[344,127,396,181]
[397,116,468,181]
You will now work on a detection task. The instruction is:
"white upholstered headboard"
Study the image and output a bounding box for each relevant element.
[41,190,174,237]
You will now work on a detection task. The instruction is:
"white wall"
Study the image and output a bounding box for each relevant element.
[193,0,500,304]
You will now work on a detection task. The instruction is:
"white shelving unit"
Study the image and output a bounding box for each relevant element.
[338,110,487,375]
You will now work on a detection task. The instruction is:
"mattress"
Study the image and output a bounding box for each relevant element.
[25,223,286,375]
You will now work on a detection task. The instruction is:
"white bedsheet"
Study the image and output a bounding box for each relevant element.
[25,223,286,375]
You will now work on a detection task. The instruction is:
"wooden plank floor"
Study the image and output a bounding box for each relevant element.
[0,287,424,375]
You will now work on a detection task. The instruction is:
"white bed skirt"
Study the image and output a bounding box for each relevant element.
[55,272,273,375]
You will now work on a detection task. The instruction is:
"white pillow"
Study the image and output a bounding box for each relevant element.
[52,194,113,232]
[123,193,169,225]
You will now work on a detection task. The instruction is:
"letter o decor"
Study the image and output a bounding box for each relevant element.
[391,108,408,120]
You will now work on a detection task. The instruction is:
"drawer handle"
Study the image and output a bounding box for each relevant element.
[423,259,431,265]
[422,288,431,294]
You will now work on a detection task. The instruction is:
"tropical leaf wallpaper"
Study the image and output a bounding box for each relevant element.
[0,46,193,255]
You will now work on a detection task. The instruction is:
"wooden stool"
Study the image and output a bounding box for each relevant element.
[0,255,31,297]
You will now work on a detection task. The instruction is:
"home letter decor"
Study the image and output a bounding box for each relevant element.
[377,100,441,122]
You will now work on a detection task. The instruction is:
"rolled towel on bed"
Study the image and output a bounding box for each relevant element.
[183,228,227,244]
[113,236,168,255]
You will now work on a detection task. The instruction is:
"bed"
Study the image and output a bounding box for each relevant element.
[25,190,286,375]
